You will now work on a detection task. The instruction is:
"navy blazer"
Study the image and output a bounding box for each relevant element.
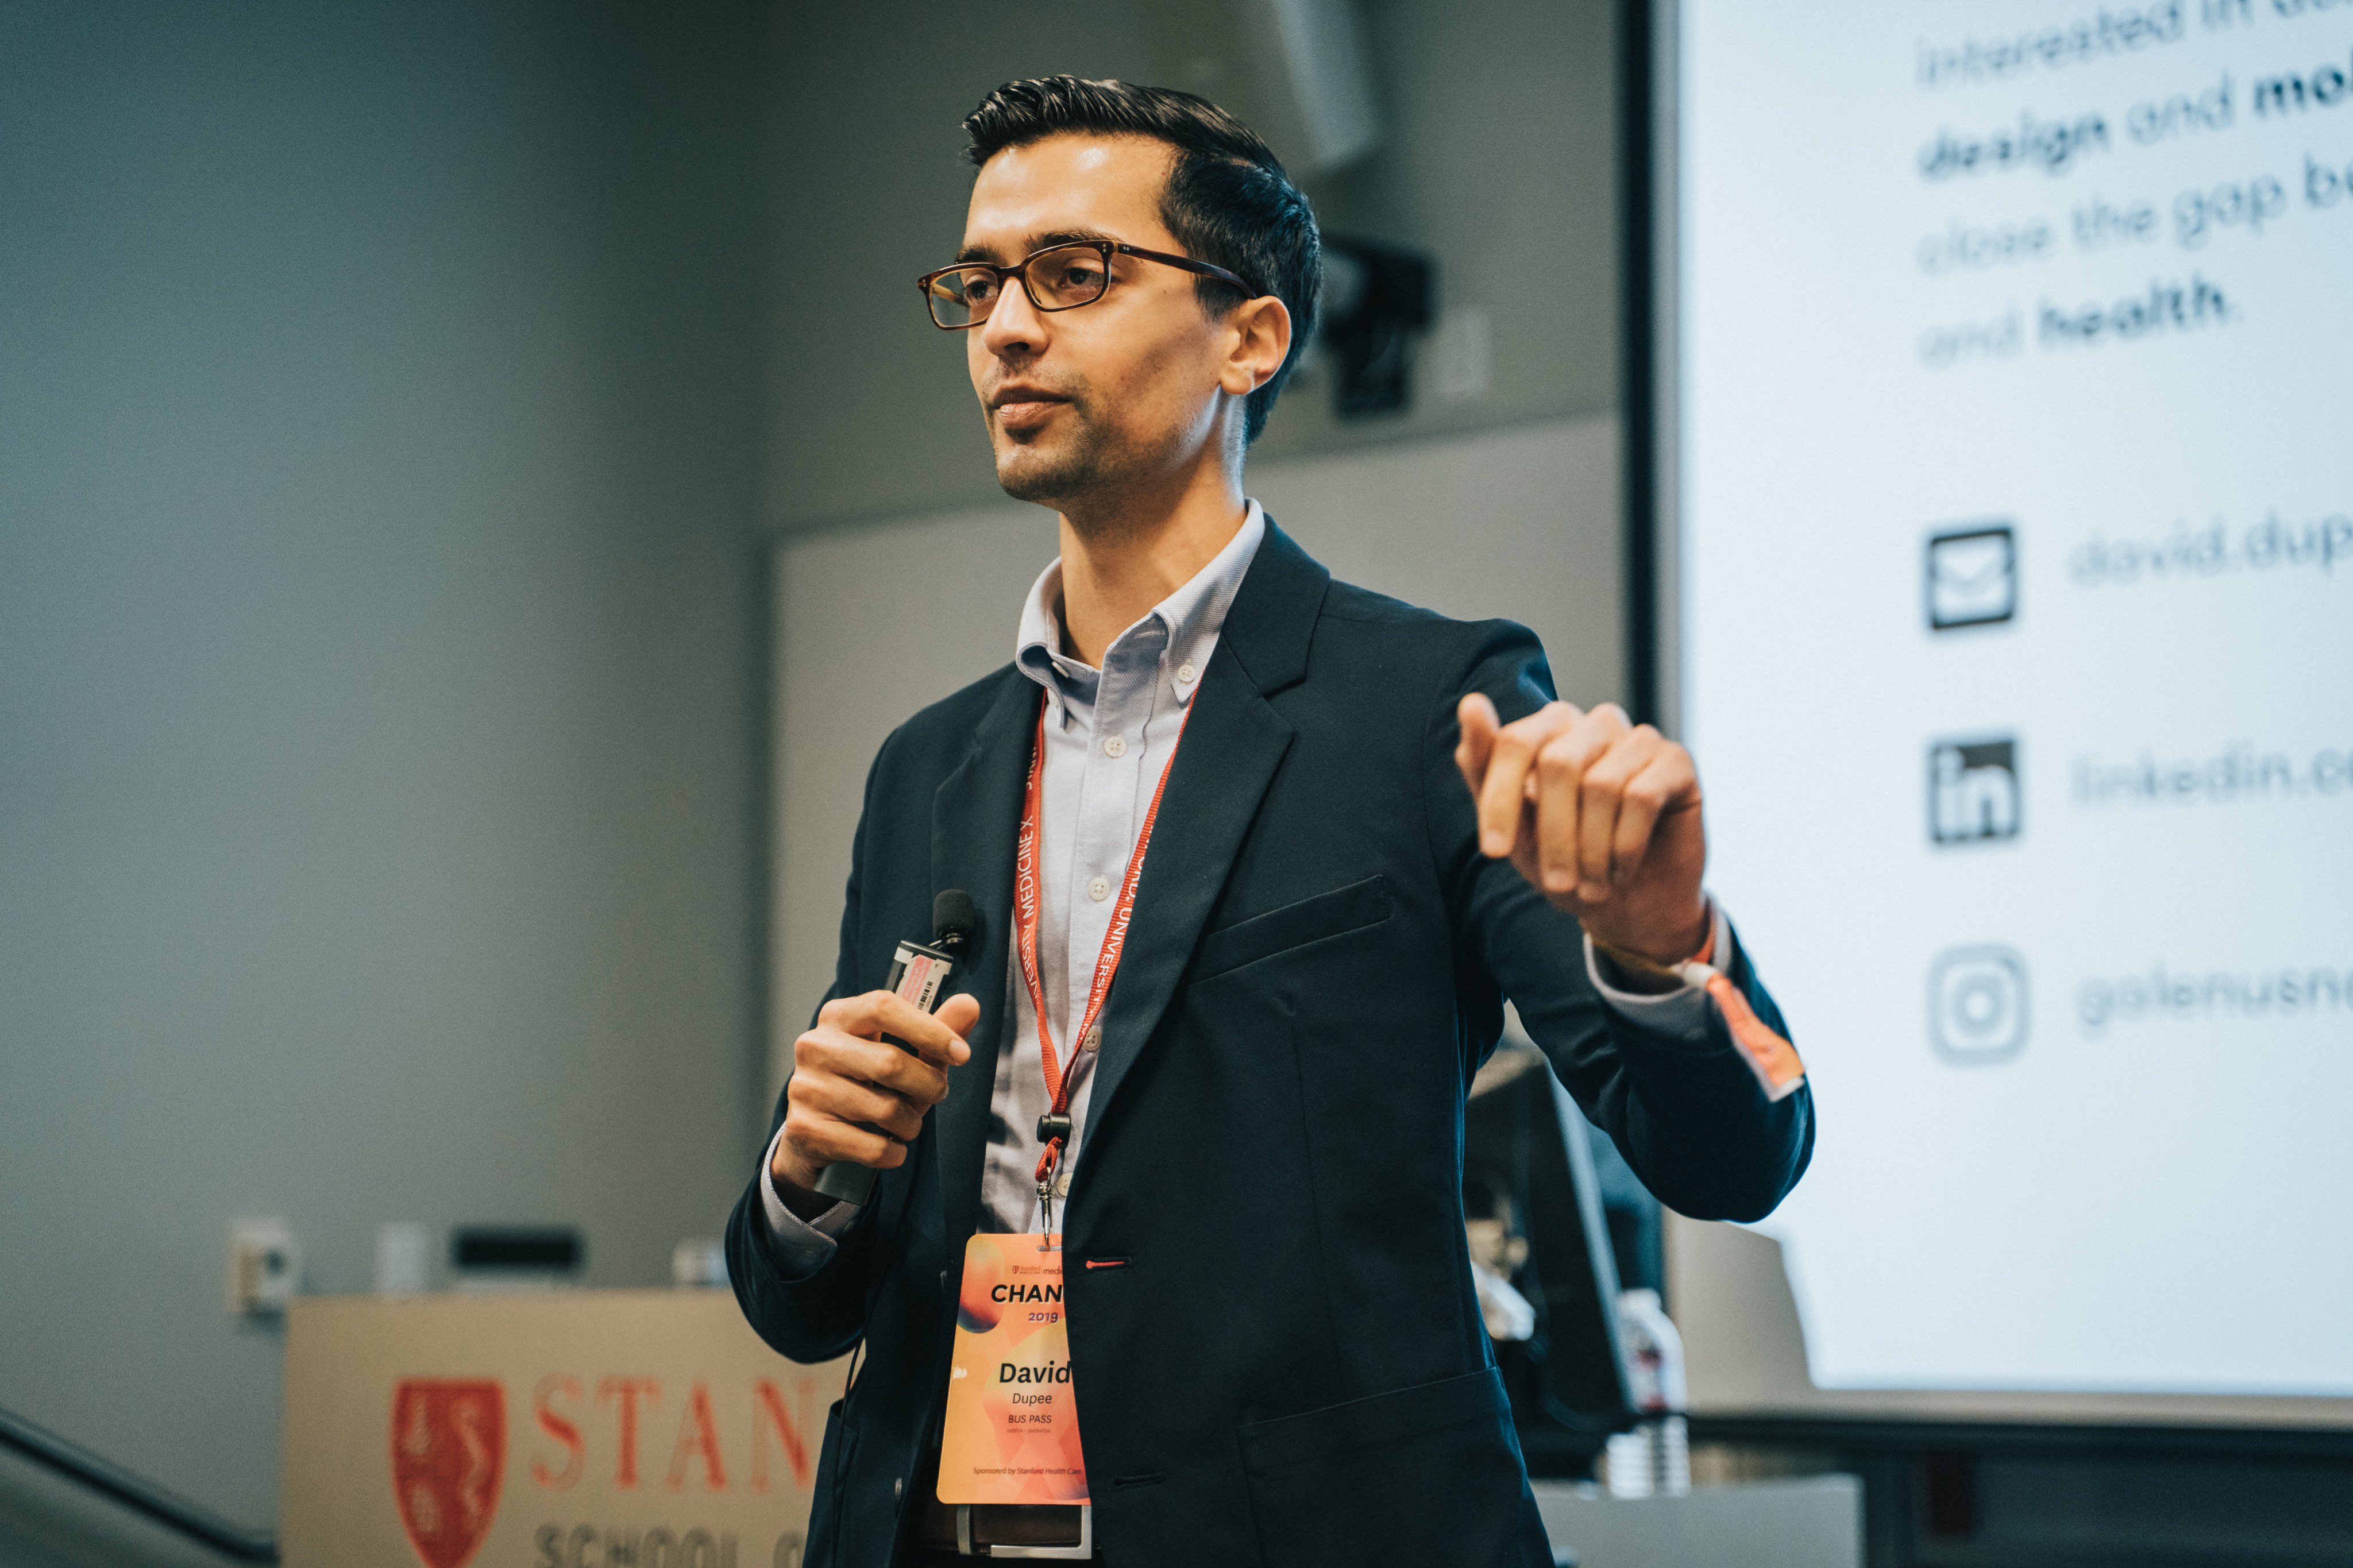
[727,519,1813,1567]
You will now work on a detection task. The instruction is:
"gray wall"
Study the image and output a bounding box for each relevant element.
[1251,0,1623,463]
[761,0,1621,533]
[0,0,766,1531]
[0,0,1629,1539]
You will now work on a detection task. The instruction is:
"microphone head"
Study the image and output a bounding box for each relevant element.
[932,888,979,955]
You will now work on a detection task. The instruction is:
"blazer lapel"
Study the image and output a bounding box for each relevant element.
[931,669,1040,1243]
[1082,519,1330,1147]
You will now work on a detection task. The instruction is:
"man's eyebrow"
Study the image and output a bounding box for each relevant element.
[953,227,1123,265]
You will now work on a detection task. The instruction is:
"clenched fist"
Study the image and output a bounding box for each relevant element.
[1455,694,1710,967]
[770,989,981,1218]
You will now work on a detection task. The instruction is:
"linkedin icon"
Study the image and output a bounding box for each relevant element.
[1928,736,2019,846]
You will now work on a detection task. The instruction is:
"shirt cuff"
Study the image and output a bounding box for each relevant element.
[757,1121,860,1279]
[1583,896,1730,1041]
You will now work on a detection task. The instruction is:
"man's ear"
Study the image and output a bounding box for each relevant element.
[1220,295,1293,397]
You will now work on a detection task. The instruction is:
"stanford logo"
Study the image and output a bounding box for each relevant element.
[391,1380,507,1568]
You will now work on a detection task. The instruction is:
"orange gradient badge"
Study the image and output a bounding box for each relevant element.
[937,1233,1087,1505]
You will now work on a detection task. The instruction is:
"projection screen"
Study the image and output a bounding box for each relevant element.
[1652,0,2353,1427]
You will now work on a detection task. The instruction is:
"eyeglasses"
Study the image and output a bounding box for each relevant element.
[917,240,1251,330]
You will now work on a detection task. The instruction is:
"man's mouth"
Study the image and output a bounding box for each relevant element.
[990,387,1070,434]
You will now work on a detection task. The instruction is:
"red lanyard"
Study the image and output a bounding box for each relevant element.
[1012,691,1191,1201]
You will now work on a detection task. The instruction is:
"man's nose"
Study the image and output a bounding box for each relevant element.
[979,273,1048,359]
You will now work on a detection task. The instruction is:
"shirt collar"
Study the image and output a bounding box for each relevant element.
[1015,500,1267,715]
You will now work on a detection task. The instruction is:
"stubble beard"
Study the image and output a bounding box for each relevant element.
[993,401,1194,547]
[994,402,1108,515]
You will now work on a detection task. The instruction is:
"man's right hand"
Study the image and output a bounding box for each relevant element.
[770,990,981,1219]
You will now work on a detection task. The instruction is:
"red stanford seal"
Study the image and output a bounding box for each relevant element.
[390,1380,506,1568]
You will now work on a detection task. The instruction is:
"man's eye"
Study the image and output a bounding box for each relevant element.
[962,275,1000,303]
[1059,264,1105,291]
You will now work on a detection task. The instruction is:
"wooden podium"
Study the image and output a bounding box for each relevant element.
[281,1291,849,1568]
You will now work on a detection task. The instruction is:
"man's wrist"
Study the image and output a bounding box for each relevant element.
[769,1152,836,1222]
[1590,945,1684,995]
[1592,902,1712,975]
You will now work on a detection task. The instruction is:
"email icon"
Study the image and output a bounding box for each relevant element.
[1926,523,2016,631]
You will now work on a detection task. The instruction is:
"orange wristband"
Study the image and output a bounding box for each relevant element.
[1592,914,1806,1103]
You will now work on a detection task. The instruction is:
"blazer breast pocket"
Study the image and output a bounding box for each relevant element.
[1190,874,1391,983]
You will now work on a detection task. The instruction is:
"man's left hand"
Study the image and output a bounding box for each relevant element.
[1455,693,1710,966]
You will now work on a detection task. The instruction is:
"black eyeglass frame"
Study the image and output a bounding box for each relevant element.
[916,240,1253,330]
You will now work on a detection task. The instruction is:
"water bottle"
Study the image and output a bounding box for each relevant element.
[1604,1288,1689,1499]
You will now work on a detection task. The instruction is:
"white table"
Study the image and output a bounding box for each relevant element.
[1532,1475,1863,1568]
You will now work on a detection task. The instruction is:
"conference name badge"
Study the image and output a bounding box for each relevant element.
[937,1233,1087,1505]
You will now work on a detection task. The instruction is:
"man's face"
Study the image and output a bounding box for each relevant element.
[957,135,1238,516]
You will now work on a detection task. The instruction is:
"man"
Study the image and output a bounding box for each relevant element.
[727,76,1813,1567]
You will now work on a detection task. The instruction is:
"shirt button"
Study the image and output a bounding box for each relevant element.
[1103,734,1127,759]
[1083,1025,1102,1052]
[1087,876,1112,902]
[1176,661,1198,685]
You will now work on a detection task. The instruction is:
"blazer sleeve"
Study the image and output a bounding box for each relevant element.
[724,731,899,1362]
[1422,619,1815,1223]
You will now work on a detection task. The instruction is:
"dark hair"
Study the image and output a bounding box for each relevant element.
[963,75,1320,445]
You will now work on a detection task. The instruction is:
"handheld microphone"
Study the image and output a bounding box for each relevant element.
[812,890,980,1206]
